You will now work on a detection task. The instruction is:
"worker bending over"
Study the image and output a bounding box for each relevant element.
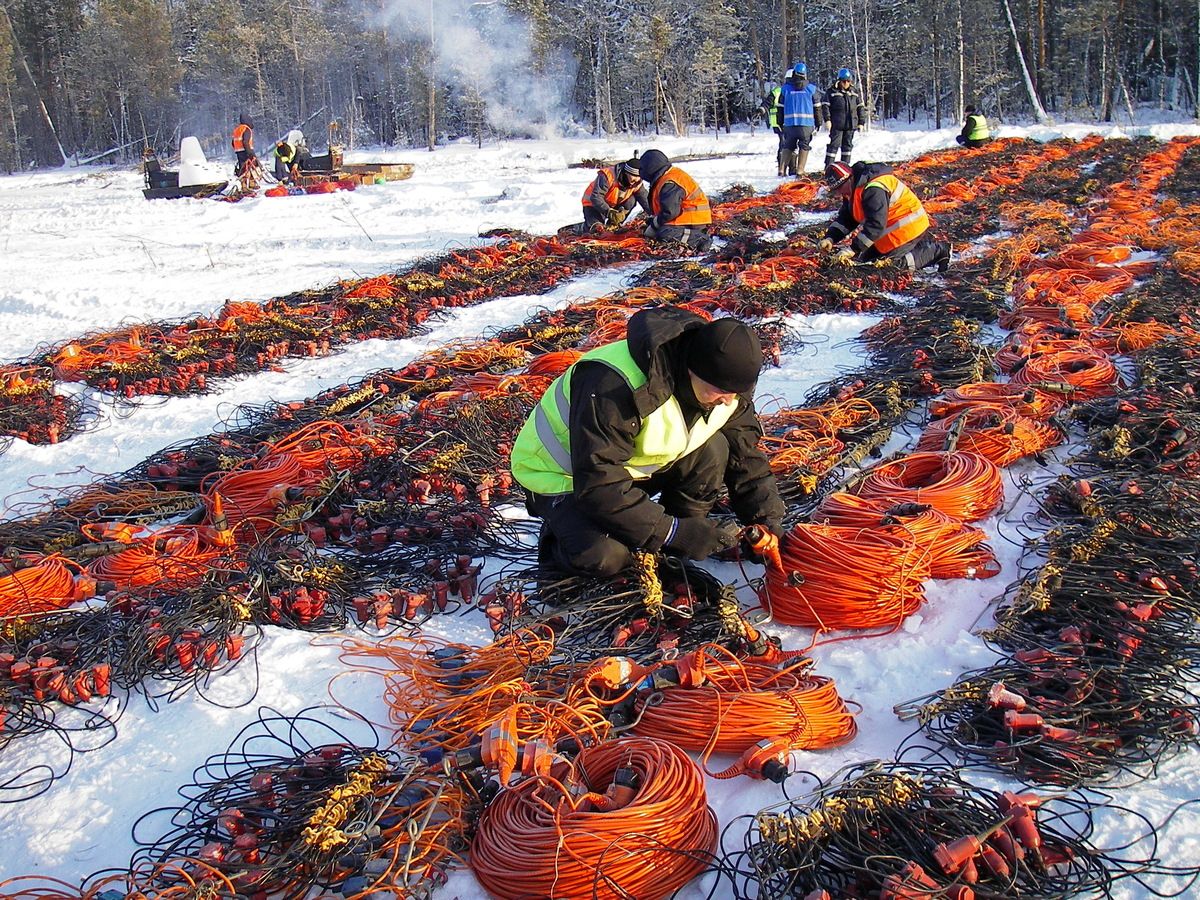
[511,307,785,577]
[581,158,648,231]
[637,149,713,252]
[819,161,951,272]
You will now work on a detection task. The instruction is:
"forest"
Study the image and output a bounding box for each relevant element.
[1,0,1197,170]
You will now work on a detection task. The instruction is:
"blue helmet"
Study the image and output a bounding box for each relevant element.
[792,61,807,77]
[837,67,853,81]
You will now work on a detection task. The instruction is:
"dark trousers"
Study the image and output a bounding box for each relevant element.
[956,135,989,148]
[826,128,855,162]
[862,232,946,270]
[235,149,250,175]
[781,125,814,152]
[530,434,730,577]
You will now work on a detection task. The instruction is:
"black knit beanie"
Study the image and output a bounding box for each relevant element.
[686,319,763,394]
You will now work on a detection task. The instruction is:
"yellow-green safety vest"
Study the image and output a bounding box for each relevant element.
[511,340,739,496]
[965,113,990,141]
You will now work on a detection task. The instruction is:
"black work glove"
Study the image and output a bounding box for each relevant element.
[665,517,739,561]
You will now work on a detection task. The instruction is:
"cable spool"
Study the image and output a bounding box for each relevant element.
[813,491,999,580]
[764,523,931,631]
[631,646,856,760]
[470,737,716,900]
[853,451,1004,523]
[1008,349,1122,400]
[930,382,1064,421]
[916,407,1062,468]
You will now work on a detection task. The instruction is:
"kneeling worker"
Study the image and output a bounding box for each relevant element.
[273,140,299,183]
[582,158,648,231]
[819,161,951,272]
[637,149,713,252]
[511,307,786,577]
[956,105,991,148]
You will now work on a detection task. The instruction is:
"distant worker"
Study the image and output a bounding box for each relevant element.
[510,306,786,577]
[957,105,991,147]
[581,158,649,231]
[231,114,255,176]
[822,68,867,168]
[819,161,951,272]
[758,74,786,175]
[637,149,713,252]
[273,141,298,183]
[779,62,825,177]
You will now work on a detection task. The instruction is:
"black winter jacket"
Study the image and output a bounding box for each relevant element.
[823,85,866,131]
[586,168,650,217]
[825,161,901,256]
[561,306,785,550]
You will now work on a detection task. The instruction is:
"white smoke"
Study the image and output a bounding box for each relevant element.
[376,0,577,140]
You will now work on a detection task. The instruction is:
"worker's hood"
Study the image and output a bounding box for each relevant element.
[624,306,710,417]
[851,161,894,187]
[638,149,671,184]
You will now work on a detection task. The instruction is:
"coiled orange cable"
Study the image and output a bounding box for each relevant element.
[470,737,716,900]
[853,451,1005,523]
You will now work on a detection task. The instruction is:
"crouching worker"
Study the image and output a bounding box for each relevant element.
[273,140,299,183]
[511,307,786,577]
[818,161,951,272]
[582,158,648,231]
[637,149,713,252]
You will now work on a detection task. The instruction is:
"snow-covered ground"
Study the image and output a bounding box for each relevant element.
[2,120,1200,894]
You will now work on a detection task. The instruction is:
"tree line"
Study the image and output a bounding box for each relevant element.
[1,0,1196,171]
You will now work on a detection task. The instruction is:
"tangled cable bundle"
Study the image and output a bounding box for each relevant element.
[1008,348,1122,400]
[930,381,1065,421]
[916,406,1063,467]
[124,709,467,899]
[812,491,998,580]
[470,737,716,900]
[729,759,1149,900]
[630,645,857,764]
[763,522,930,631]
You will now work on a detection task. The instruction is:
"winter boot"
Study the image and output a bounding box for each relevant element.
[776,149,787,177]
[795,149,810,176]
[935,242,953,274]
[783,151,797,177]
[823,153,836,170]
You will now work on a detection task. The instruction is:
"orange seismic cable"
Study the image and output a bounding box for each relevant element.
[0,556,87,619]
[1008,348,1122,400]
[929,382,1065,421]
[812,491,999,580]
[915,406,1063,468]
[631,646,856,759]
[852,451,1005,523]
[763,522,931,631]
[470,737,716,900]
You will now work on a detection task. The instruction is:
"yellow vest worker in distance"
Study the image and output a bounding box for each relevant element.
[819,161,951,272]
[638,149,714,253]
[581,158,650,231]
[511,307,785,577]
[957,105,992,148]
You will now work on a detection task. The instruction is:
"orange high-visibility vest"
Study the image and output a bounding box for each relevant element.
[650,167,712,226]
[850,174,929,255]
[582,166,637,209]
[232,123,252,152]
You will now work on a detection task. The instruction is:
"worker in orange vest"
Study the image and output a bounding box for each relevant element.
[581,158,649,231]
[231,114,256,176]
[818,161,951,272]
[637,149,713,252]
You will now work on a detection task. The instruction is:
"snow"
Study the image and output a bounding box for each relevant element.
[3,121,1199,894]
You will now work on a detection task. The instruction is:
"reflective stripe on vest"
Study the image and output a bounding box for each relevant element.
[650,167,712,227]
[510,340,738,496]
[966,114,991,141]
[581,166,636,209]
[850,175,930,255]
[232,124,251,151]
